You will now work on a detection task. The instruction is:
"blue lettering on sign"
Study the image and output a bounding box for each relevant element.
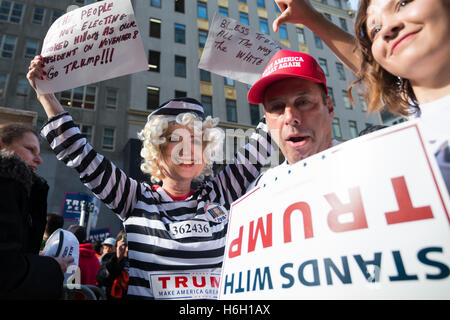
[89,228,111,243]
[276,247,449,290]
[223,266,273,295]
[62,192,96,221]
[223,246,450,296]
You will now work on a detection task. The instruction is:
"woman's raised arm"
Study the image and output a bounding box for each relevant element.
[273,0,360,74]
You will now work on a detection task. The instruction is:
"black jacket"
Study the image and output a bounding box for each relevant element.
[0,150,63,299]
[97,252,128,299]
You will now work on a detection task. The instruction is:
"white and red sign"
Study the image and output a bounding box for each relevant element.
[148,270,221,300]
[36,0,147,94]
[219,120,450,299]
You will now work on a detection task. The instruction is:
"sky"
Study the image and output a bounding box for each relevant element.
[348,0,360,10]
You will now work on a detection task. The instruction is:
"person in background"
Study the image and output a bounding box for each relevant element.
[67,224,100,286]
[41,213,64,250]
[0,122,72,299]
[97,230,129,300]
[100,237,116,262]
[93,240,103,260]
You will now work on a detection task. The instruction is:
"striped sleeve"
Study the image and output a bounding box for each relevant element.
[40,112,139,220]
[207,117,273,208]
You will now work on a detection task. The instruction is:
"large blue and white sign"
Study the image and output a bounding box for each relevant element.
[61,192,98,222]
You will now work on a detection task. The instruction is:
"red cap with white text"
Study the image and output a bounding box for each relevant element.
[247,50,327,104]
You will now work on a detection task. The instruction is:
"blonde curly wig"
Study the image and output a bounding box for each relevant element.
[138,112,224,183]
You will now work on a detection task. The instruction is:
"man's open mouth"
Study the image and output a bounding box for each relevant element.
[288,136,307,143]
[286,134,310,147]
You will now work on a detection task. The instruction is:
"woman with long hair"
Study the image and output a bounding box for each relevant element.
[272,0,450,190]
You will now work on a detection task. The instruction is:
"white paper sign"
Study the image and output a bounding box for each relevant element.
[198,12,287,85]
[36,0,147,94]
[219,120,450,299]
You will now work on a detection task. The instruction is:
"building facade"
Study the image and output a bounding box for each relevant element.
[0,0,383,235]
[127,0,382,141]
[0,0,127,234]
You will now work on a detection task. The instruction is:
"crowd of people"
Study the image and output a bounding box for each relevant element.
[0,0,448,300]
[65,225,130,300]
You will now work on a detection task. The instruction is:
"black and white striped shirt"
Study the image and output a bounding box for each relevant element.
[41,112,272,299]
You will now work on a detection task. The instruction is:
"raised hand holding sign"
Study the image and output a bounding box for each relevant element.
[36,0,147,94]
[198,12,287,85]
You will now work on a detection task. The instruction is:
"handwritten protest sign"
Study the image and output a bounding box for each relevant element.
[219,120,450,299]
[198,12,286,85]
[36,0,147,94]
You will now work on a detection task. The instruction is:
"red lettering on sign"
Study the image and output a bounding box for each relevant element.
[192,276,206,288]
[157,276,170,289]
[80,1,114,20]
[385,176,434,224]
[248,213,273,253]
[226,174,437,260]
[210,276,220,288]
[325,187,368,232]
[157,275,220,289]
[229,226,243,258]
[175,276,188,288]
[283,201,313,243]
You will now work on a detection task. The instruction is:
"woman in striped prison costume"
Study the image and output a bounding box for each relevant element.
[27,56,273,299]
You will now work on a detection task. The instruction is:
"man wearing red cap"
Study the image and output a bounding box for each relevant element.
[248,49,339,187]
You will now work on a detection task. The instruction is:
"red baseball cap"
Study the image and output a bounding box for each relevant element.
[247,50,327,104]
